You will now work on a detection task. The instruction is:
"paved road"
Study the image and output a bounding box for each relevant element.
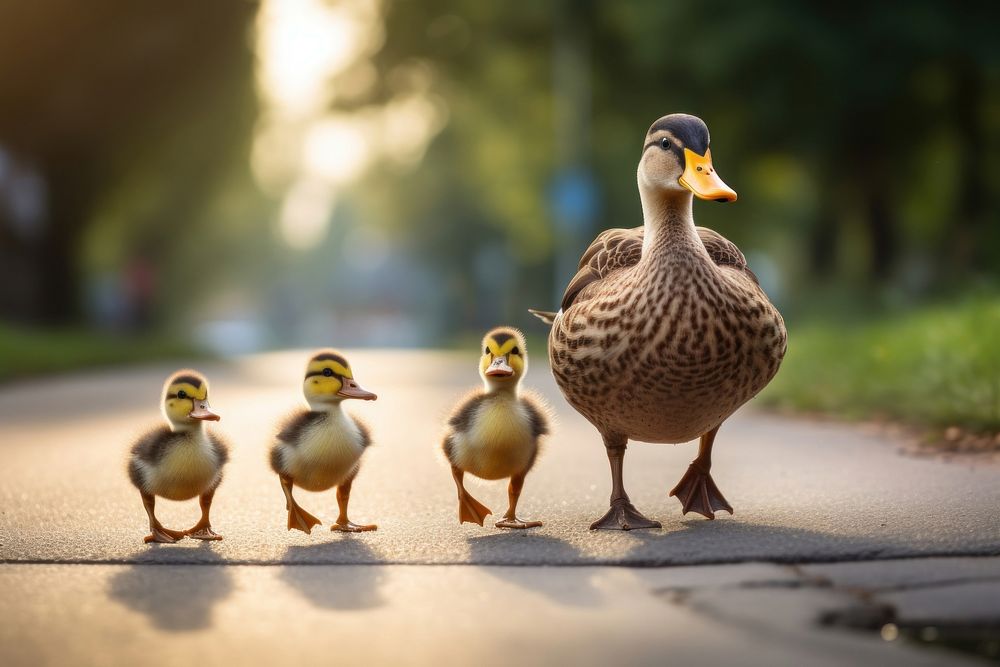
[2,350,998,564]
[1,350,998,665]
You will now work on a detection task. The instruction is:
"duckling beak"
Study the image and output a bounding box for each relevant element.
[679,148,737,202]
[188,400,221,421]
[337,378,378,401]
[485,356,515,378]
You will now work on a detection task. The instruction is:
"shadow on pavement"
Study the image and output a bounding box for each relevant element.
[279,539,385,610]
[620,519,911,565]
[107,543,233,632]
[465,533,603,606]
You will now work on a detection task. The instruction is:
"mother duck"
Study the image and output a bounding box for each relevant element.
[532,113,786,530]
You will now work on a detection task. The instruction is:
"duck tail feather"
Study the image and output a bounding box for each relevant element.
[528,308,558,326]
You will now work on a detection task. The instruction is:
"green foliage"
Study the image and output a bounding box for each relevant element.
[0,325,201,382]
[759,298,1000,433]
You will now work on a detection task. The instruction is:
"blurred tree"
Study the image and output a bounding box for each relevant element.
[0,0,257,325]
[354,0,999,324]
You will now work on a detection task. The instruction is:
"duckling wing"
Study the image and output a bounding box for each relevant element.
[442,392,488,463]
[270,410,326,476]
[126,425,182,490]
[351,415,373,448]
[276,411,327,445]
[519,395,551,439]
[561,227,644,311]
[207,432,231,466]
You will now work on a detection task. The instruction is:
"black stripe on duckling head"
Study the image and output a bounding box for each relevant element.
[304,349,352,379]
[645,113,710,159]
[482,326,527,356]
[167,372,205,388]
[311,351,349,366]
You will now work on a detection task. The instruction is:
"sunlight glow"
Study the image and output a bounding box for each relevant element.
[253,0,446,250]
[279,178,337,250]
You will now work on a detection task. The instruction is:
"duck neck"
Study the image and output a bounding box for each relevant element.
[483,378,519,398]
[639,185,699,256]
[308,399,346,416]
[170,420,205,435]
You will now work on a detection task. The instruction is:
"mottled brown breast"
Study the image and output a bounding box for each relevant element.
[549,227,785,443]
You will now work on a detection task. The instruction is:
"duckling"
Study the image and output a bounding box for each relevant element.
[127,370,228,543]
[532,113,786,530]
[270,349,378,534]
[443,327,549,529]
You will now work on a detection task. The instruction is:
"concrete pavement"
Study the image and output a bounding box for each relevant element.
[1,350,998,665]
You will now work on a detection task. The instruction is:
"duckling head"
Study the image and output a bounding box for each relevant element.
[479,326,528,392]
[162,370,220,431]
[638,113,737,203]
[302,349,377,409]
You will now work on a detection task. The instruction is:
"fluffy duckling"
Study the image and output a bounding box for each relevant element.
[443,327,549,529]
[127,370,228,543]
[270,349,378,534]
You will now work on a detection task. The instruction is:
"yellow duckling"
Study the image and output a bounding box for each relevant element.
[443,327,549,529]
[126,370,228,543]
[270,349,378,534]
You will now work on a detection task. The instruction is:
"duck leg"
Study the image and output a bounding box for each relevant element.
[495,472,542,529]
[331,474,377,532]
[669,424,733,519]
[590,434,661,531]
[141,491,186,543]
[280,476,322,534]
[185,487,223,540]
[451,465,492,526]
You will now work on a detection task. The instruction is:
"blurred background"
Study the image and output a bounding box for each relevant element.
[0,0,997,438]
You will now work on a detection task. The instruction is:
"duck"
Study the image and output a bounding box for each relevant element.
[126,369,228,543]
[530,113,786,530]
[269,349,378,534]
[442,327,549,529]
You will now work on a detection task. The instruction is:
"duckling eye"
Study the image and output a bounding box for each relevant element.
[176,390,188,399]
[510,347,520,356]
[484,347,491,355]
[322,368,334,377]
[660,137,671,150]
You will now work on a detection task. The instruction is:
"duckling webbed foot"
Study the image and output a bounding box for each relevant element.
[458,492,492,526]
[331,521,377,533]
[496,517,542,529]
[144,526,187,544]
[495,474,540,529]
[185,525,223,540]
[590,498,661,531]
[288,505,322,534]
[669,463,733,520]
[185,490,223,539]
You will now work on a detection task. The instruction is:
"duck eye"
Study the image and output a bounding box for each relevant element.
[322,368,334,377]
[660,137,671,150]
[484,347,491,355]
[176,390,188,399]
[510,347,520,356]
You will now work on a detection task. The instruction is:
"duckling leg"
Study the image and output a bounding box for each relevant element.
[140,492,186,543]
[330,475,377,532]
[185,488,223,540]
[590,435,661,531]
[669,425,733,520]
[280,476,322,534]
[451,465,492,526]
[495,472,542,529]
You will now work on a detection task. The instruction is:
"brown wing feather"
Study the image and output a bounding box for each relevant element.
[695,227,758,284]
[561,227,644,310]
[560,225,756,310]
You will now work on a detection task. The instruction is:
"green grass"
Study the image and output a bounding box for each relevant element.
[758,297,1000,434]
[0,324,202,382]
